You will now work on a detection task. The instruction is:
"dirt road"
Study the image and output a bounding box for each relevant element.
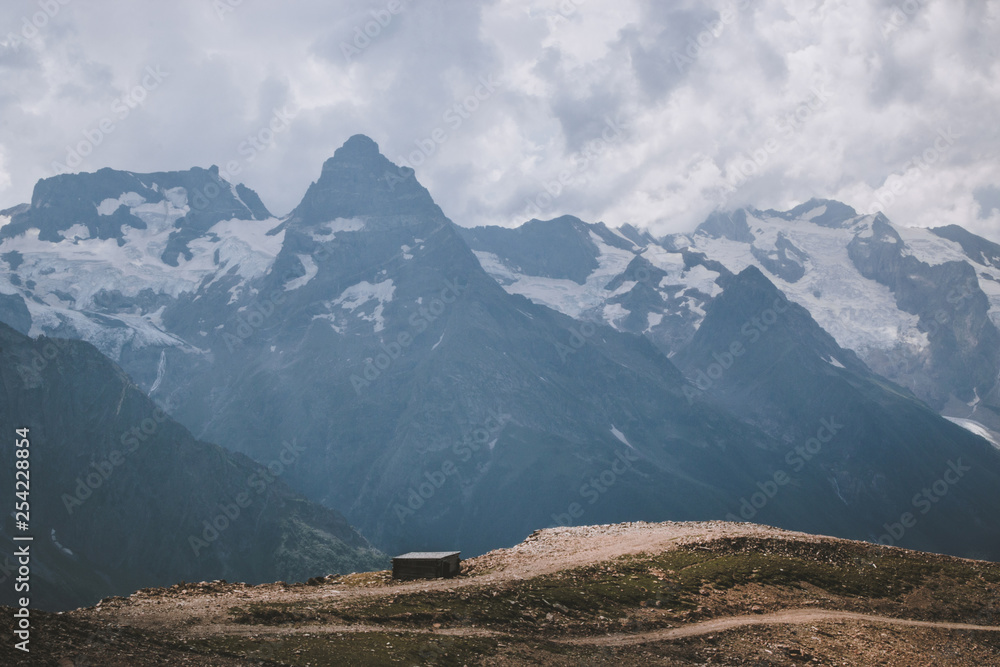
[559,609,1000,646]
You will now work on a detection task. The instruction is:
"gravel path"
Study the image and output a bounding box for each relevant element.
[558,609,1000,646]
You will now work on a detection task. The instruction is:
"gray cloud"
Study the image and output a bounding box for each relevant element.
[0,0,997,241]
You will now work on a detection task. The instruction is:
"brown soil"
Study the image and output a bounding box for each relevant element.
[3,520,999,666]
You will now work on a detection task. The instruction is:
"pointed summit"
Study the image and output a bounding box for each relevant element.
[289,134,446,228]
[328,134,382,163]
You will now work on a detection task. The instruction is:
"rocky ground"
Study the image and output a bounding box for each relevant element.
[3,520,1000,665]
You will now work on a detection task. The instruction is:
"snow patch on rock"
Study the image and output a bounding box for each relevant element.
[331,279,396,332]
[311,217,366,242]
[945,417,1000,449]
[284,254,319,291]
[97,191,146,215]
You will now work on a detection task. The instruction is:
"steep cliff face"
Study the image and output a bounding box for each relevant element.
[848,215,1000,413]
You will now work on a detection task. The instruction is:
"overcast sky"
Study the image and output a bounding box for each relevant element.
[1,0,998,240]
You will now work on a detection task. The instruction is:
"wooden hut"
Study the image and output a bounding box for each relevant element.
[391,551,461,580]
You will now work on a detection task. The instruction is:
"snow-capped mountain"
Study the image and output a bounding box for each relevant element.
[460,200,1000,435]
[458,216,726,354]
[3,139,1000,564]
[0,165,280,381]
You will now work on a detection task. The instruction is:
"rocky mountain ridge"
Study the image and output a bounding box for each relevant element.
[3,138,1000,568]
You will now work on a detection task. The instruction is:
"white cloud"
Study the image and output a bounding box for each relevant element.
[0,144,11,193]
[0,0,998,241]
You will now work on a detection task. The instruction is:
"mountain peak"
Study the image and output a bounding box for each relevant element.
[733,263,771,286]
[687,264,870,384]
[781,198,858,227]
[341,133,380,155]
[715,264,783,302]
[0,166,271,255]
[288,135,446,228]
[319,134,384,175]
[695,209,755,243]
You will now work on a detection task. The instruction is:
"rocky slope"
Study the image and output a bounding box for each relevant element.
[0,322,385,611]
[3,521,998,665]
